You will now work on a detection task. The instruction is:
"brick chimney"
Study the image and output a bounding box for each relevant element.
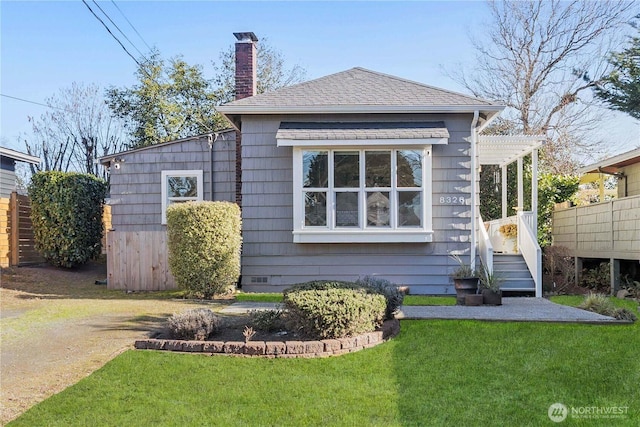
[234,32,258,100]
[232,32,258,207]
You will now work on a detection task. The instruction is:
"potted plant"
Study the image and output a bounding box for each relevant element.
[479,265,503,305]
[499,223,518,253]
[450,254,479,305]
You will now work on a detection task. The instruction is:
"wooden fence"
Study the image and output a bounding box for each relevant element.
[0,193,44,267]
[0,192,112,268]
[106,230,177,291]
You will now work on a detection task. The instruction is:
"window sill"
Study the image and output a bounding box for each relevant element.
[293,230,433,243]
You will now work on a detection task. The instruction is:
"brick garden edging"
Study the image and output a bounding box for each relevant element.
[135,319,400,358]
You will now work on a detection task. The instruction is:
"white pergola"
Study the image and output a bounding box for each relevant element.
[477,135,545,225]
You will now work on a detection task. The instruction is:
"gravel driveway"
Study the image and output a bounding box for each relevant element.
[0,262,223,425]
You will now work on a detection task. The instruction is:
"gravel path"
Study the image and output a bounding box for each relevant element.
[0,264,221,425]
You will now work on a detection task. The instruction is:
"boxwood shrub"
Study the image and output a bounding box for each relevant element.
[283,288,386,339]
[28,171,107,268]
[285,278,403,320]
[166,201,241,298]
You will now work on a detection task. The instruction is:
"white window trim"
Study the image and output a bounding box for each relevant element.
[292,146,433,243]
[161,170,204,224]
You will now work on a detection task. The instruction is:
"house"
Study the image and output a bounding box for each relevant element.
[101,32,543,295]
[552,147,640,291]
[0,147,40,197]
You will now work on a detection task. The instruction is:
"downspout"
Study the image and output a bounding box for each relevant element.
[208,133,216,201]
[470,111,479,270]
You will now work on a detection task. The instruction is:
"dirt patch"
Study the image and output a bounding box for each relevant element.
[0,262,228,425]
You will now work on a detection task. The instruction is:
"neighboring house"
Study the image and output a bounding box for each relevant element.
[101,32,543,295]
[0,147,40,197]
[552,147,640,291]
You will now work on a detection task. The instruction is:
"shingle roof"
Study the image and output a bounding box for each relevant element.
[218,67,502,113]
[276,122,449,141]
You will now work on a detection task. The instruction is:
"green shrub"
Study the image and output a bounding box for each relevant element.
[580,262,610,292]
[249,309,285,332]
[166,201,241,299]
[167,309,220,340]
[28,171,107,268]
[355,276,404,319]
[285,278,403,320]
[284,288,386,339]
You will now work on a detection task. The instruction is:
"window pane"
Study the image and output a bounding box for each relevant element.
[366,191,390,227]
[334,151,359,188]
[397,150,423,187]
[303,151,328,188]
[304,192,327,226]
[365,151,391,187]
[167,176,198,197]
[336,192,359,227]
[398,191,422,227]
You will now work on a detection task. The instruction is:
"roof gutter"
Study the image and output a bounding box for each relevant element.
[470,110,479,270]
[217,104,505,115]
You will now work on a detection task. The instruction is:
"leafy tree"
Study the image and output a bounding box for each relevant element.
[23,82,126,179]
[212,38,307,104]
[595,25,640,119]
[537,173,579,247]
[106,50,226,148]
[453,0,634,173]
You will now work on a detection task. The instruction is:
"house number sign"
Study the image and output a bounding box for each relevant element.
[439,196,466,204]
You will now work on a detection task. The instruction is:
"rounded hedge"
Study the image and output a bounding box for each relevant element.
[284,288,386,339]
[166,201,241,298]
[28,171,107,268]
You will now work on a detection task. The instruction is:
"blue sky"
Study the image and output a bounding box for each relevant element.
[1,1,638,157]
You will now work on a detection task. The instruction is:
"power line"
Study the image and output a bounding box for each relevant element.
[110,0,153,52]
[90,0,147,61]
[81,0,141,67]
[1,94,77,114]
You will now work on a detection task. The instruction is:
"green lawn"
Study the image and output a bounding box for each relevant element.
[10,298,638,426]
[235,292,283,303]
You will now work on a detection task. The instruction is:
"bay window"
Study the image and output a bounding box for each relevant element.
[293,147,432,243]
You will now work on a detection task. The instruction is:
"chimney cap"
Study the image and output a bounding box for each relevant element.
[233,32,258,43]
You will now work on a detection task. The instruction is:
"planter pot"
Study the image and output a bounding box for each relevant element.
[465,293,484,306]
[453,277,479,305]
[482,289,502,306]
[502,236,517,253]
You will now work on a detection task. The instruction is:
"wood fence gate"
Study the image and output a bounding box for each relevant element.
[0,192,44,267]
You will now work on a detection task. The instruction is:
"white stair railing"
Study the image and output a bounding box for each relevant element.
[518,211,542,297]
[478,214,493,273]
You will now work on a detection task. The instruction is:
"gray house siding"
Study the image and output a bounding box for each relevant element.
[239,114,475,294]
[0,157,17,198]
[108,133,236,232]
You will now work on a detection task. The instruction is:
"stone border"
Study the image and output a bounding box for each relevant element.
[135,319,400,358]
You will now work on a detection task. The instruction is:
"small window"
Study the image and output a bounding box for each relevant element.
[161,170,203,224]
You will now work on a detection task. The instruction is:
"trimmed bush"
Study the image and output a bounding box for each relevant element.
[167,309,220,340]
[355,276,404,319]
[284,288,386,339]
[28,171,107,268]
[285,278,403,320]
[166,201,241,298]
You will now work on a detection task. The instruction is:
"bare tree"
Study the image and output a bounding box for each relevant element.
[212,37,307,104]
[450,0,636,172]
[24,82,127,178]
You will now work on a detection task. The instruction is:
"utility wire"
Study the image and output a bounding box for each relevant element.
[91,0,147,61]
[81,0,141,67]
[110,0,153,52]
[1,94,77,114]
